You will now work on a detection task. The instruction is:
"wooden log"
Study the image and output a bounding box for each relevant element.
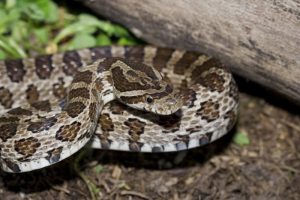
[77,0,300,103]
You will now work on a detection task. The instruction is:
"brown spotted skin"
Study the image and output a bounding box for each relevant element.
[26,84,40,104]
[14,137,41,158]
[0,46,238,173]
[174,52,200,75]
[0,122,18,142]
[152,48,174,71]
[0,87,13,109]
[125,118,146,141]
[46,146,63,164]
[97,113,114,149]
[56,121,82,142]
[35,55,54,79]
[196,100,220,122]
[31,100,52,112]
[7,107,32,116]
[4,59,26,82]
[62,51,82,76]
[52,78,67,100]
[27,117,57,133]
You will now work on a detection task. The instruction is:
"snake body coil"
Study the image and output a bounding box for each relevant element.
[0,46,238,173]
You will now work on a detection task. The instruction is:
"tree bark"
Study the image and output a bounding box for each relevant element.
[77,0,300,103]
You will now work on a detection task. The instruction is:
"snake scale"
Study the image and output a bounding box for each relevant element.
[0,46,239,173]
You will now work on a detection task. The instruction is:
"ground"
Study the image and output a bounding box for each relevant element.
[0,77,299,200]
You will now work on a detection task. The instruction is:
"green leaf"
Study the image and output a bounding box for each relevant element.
[96,34,111,46]
[0,10,8,34]
[233,131,250,146]
[5,0,16,9]
[11,20,29,41]
[22,3,45,21]
[0,9,7,23]
[98,22,120,37]
[78,14,101,26]
[53,21,97,44]
[78,14,127,37]
[0,36,27,58]
[78,14,114,35]
[54,13,138,46]
[112,25,130,37]
[34,27,49,44]
[0,7,21,34]
[117,37,137,46]
[0,50,6,60]
[67,33,96,50]
[41,0,59,23]
[20,0,58,23]
[7,7,21,23]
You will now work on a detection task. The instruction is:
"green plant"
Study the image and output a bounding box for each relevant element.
[0,0,139,60]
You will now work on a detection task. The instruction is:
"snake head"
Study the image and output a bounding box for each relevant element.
[110,59,183,115]
[139,83,183,115]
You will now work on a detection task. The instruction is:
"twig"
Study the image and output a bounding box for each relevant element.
[73,148,100,200]
[51,183,71,194]
[281,120,300,133]
[120,190,152,200]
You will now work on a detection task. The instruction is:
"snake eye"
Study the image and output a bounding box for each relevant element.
[146,96,154,104]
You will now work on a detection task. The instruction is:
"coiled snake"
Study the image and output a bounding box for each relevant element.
[0,46,239,173]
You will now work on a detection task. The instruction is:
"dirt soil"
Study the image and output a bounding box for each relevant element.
[0,77,299,200]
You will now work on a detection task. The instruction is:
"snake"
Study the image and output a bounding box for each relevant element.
[0,46,239,173]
